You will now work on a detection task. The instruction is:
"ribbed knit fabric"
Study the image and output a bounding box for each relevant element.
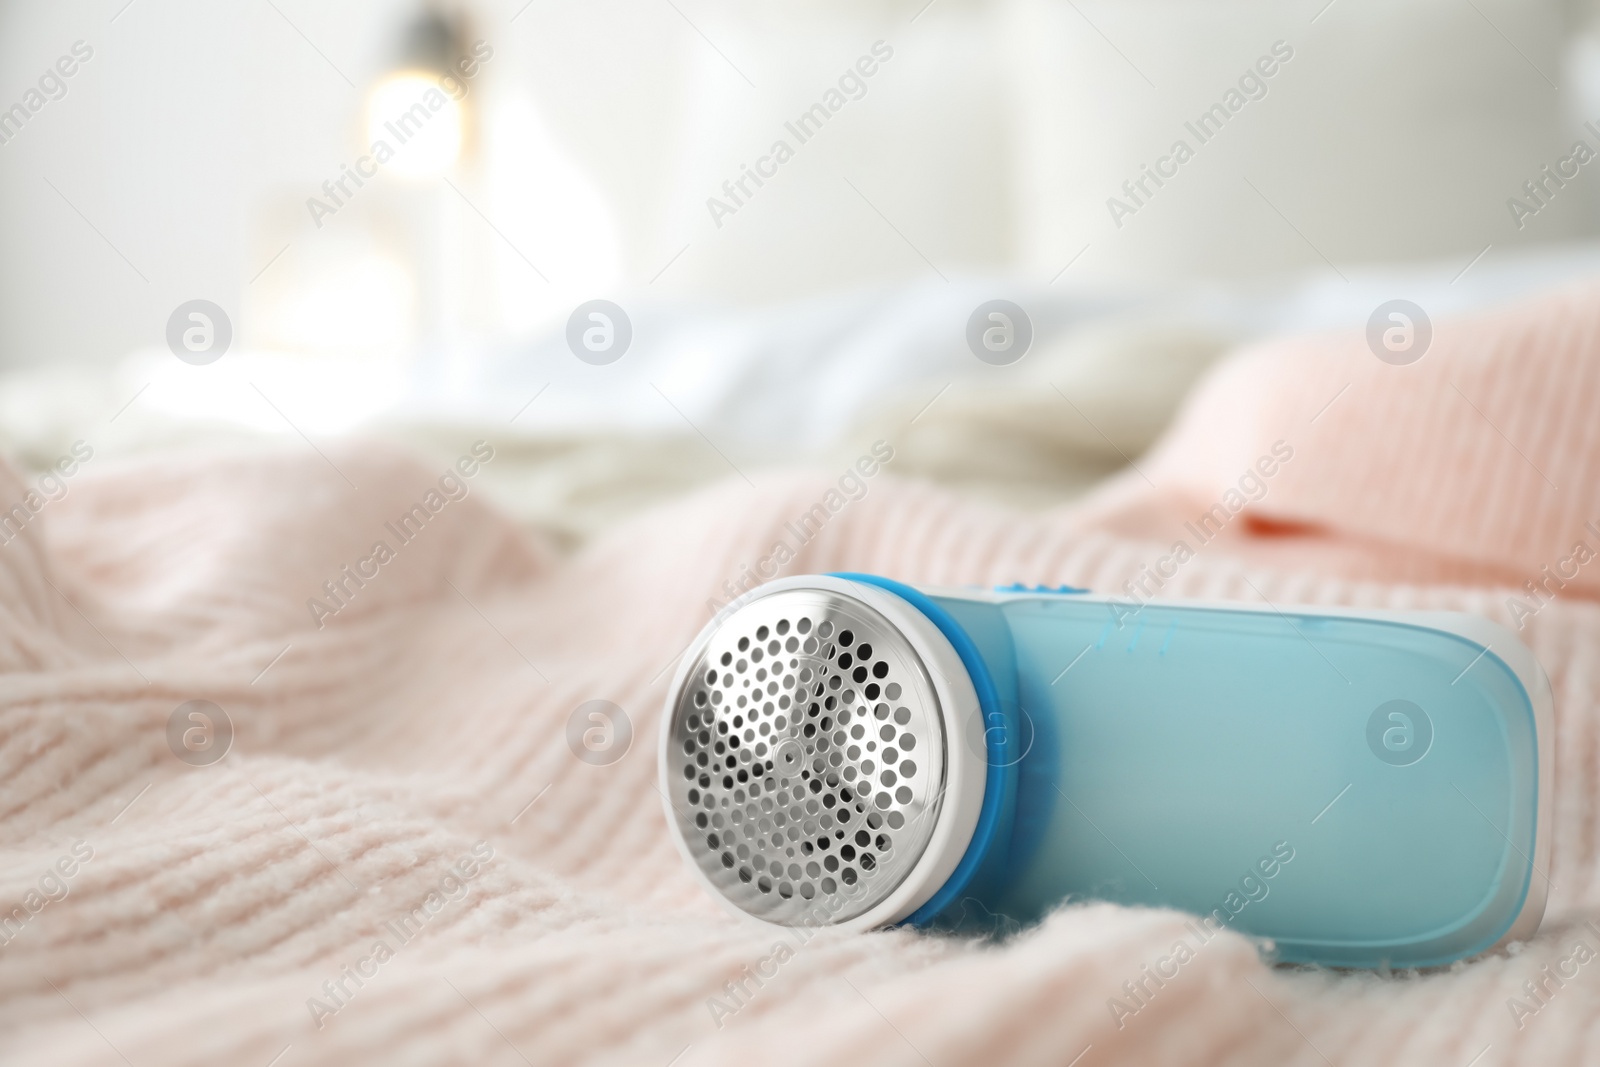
[2,280,1599,1065]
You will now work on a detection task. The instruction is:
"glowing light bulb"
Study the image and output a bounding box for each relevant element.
[365,70,463,178]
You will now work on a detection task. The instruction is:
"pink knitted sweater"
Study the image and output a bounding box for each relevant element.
[2,280,1598,1065]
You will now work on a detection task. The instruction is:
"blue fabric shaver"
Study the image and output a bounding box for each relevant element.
[659,574,1551,968]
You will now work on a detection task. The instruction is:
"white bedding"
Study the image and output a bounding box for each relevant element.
[4,240,1600,545]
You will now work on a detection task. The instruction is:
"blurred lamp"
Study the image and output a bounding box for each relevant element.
[365,6,468,179]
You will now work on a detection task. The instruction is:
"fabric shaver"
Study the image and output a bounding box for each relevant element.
[660,574,1551,968]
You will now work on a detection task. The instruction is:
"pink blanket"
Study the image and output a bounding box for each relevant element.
[3,281,1599,1065]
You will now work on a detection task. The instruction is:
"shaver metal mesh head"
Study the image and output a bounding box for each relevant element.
[665,585,948,926]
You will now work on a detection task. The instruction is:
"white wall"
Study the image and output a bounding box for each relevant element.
[1,0,1596,372]
[0,0,403,367]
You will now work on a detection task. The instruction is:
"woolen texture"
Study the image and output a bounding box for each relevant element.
[2,280,1598,1066]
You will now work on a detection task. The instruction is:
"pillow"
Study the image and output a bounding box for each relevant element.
[1002,0,1591,281]
[641,7,1018,301]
